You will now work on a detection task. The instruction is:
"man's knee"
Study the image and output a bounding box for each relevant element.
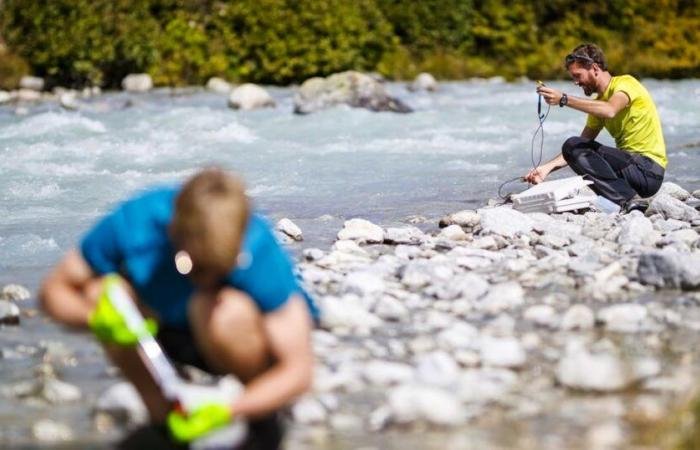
[561,136,585,163]
[190,288,263,346]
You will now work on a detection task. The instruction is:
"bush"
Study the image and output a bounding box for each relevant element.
[0,48,29,90]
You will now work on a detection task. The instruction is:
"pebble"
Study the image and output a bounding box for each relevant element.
[277,218,303,241]
[337,219,385,244]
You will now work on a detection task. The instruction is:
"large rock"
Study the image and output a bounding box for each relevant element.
[647,194,700,222]
[478,207,534,237]
[206,77,232,94]
[20,75,44,91]
[408,73,438,92]
[121,73,153,92]
[638,250,700,289]
[293,71,412,114]
[617,214,655,246]
[655,182,691,201]
[228,83,275,110]
[337,218,384,244]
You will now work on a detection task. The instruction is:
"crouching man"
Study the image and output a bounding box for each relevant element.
[40,168,317,446]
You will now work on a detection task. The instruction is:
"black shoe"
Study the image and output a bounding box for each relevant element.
[623,200,648,214]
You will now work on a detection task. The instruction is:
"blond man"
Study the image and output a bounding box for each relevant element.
[40,168,317,445]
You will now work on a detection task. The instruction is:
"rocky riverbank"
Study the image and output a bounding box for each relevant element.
[2,182,700,449]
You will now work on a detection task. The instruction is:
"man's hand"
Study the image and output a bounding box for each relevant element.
[536,85,564,106]
[167,403,233,443]
[524,166,550,184]
[88,275,157,346]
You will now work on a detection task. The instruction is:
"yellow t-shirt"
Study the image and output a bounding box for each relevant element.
[585,75,667,168]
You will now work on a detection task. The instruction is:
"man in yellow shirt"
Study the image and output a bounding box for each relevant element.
[524,43,666,210]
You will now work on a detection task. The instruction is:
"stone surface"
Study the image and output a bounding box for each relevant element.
[638,250,700,289]
[206,77,232,94]
[408,73,438,92]
[478,207,534,237]
[337,218,385,244]
[277,218,303,241]
[121,73,153,92]
[228,83,276,110]
[293,71,412,114]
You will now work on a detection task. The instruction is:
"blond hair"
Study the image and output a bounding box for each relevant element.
[170,168,249,275]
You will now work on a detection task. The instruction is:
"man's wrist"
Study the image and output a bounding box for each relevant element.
[559,93,568,107]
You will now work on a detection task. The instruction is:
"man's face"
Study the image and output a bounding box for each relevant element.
[567,62,597,96]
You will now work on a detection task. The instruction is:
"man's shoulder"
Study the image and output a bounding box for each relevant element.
[612,74,644,91]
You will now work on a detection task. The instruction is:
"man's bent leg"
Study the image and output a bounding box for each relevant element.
[561,137,637,205]
[188,288,269,383]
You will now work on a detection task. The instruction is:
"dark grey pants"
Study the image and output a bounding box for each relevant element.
[561,136,665,205]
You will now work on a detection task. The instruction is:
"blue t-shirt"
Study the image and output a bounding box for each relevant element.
[80,186,317,327]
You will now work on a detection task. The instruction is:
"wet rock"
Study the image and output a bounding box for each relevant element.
[439,224,470,241]
[228,83,275,110]
[363,360,414,386]
[524,304,558,328]
[95,382,149,426]
[439,210,480,228]
[206,77,232,94]
[597,304,648,333]
[384,226,425,245]
[32,419,73,442]
[478,207,534,237]
[647,193,700,222]
[0,300,20,325]
[617,214,655,246]
[292,396,327,424]
[656,182,691,201]
[479,336,526,368]
[121,73,153,92]
[337,218,384,244]
[387,384,466,426]
[277,218,303,241]
[560,305,595,330]
[416,351,460,387]
[20,75,44,91]
[293,71,412,114]
[638,250,700,289]
[408,73,438,92]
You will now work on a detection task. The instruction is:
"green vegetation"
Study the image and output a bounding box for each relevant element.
[0,0,698,88]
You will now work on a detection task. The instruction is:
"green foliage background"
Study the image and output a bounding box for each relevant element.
[0,0,698,88]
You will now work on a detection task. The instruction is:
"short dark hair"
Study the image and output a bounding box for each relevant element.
[565,43,608,71]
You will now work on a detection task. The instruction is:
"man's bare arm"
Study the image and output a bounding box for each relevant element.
[230,296,313,418]
[40,248,98,327]
[538,86,629,119]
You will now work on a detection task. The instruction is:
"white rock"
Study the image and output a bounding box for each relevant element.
[560,305,595,330]
[479,336,527,368]
[337,218,384,243]
[457,368,518,404]
[638,249,700,289]
[617,215,655,246]
[206,77,232,94]
[0,90,11,104]
[478,282,524,314]
[363,360,414,386]
[387,384,466,426]
[319,296,381,330]
[384,226,425,245]
[438,322,480,351]
[0,300,20,324]
[276,218,303,241]
[41,378,82,404]
[292,396,327,424]
[20,75,44,91]
[17,88,41,101]
[586,421,625,450]
[439,224,469,241]
[228,83,275,110]
[666,228,699,246]
[373,295,408,321]
[94,382,149,426]
[121,73,153,92]
[523,304,558,328]
[303,248,324,261]
[597,304,648,333]
[647,193,700,222]
[656,182,690,201]
[416,351,460,387]
[408,73,438,92]
[342,271,386,297]
[32,420,73,442]
[693,189,700,199]
[478,206,534,237]
[59,92,79,110]
[439,210,480,228]
[472,235,499,250]
[332,239,368,255]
